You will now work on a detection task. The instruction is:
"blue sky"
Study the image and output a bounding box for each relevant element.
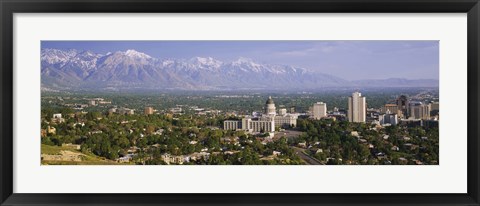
[42,41,439,80]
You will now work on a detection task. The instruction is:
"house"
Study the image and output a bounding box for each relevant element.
[310,148,323,154]
[404,143,418,150]
[376,152,385,156]
[51,113,65,123]
[88,130,103,135]
[399,136,411,141]
[47,126,56,134]
[224,151,239,155]
[413,159,424,165]
[351,131,360,137]
[153,129,164,135]
[189,152,210,161]
[161,153,185,165]
[262,138,273,145]
[298,142,307,148]
[358,139,368,144]
[73,122,85,127]
[117,154,135,163]
[117,156,130,163]
[41,129,47,137]
[189,140,198,145]
[398,157,408,163]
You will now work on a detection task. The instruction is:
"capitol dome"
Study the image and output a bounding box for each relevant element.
[266,96,274,104]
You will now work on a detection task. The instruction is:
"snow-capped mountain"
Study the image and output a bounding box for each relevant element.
[40,48,438,91]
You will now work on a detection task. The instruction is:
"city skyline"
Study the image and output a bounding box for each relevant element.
[42,40,439,81]
[41,89,440,165]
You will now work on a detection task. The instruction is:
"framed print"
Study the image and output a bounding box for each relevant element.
[1,0,479,205]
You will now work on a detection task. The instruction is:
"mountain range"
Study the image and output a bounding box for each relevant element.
[41,48,439,91]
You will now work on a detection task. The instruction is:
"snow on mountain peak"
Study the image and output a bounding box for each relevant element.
[41,48,78,65]
[228,57,264,72]
[124,49,152,59]
[189,57,223,66]
[42,48,368,91]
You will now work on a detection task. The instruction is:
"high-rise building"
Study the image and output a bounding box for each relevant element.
[381,103,404,118]
[409,102,431,120]
[348,92,366,123]
[381,104,398,114]
[429,101,440,116]
[144,107,154,115]
[312,102,327,120]
[430,101,439,111]
[396,95,409,118]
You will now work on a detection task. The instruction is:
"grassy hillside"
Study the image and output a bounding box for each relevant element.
[41,144,130,165]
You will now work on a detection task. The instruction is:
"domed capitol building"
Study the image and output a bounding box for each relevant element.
[223,96,298,134]
[265,96,276,116]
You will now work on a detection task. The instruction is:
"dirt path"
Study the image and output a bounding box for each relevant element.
[41,150,85,162]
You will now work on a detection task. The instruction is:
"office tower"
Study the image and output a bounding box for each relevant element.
[409,102,431,120]
[348,92,366,122]
[396,95,409,118]
[312,102,327,120]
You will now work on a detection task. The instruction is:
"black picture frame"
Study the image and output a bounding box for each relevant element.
[1,0,479,205]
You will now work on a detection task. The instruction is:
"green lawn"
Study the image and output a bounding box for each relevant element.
[41,144,67,155]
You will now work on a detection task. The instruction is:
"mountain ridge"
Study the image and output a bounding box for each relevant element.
[41,48,439,91]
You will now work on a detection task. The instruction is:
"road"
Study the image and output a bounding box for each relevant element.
[273,129,325,165]
[291,146,324,165]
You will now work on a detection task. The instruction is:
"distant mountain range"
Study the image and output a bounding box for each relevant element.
[41,48,439,91]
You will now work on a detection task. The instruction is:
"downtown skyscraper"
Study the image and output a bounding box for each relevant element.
[348,92,366,123]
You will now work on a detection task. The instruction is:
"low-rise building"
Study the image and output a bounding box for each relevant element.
[312,102,327,120]
[274,114,298,128]
[52,113,65,123]
[379,112,398,126]
[161,153,186,165]
[223,97,296,133]
[117,107,135,115]
[47,126,56,134]
[144,107,154,115]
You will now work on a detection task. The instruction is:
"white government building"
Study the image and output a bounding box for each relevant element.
[223,96,298,133]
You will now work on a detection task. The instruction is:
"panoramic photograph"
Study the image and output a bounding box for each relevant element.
[40,41,439,165]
